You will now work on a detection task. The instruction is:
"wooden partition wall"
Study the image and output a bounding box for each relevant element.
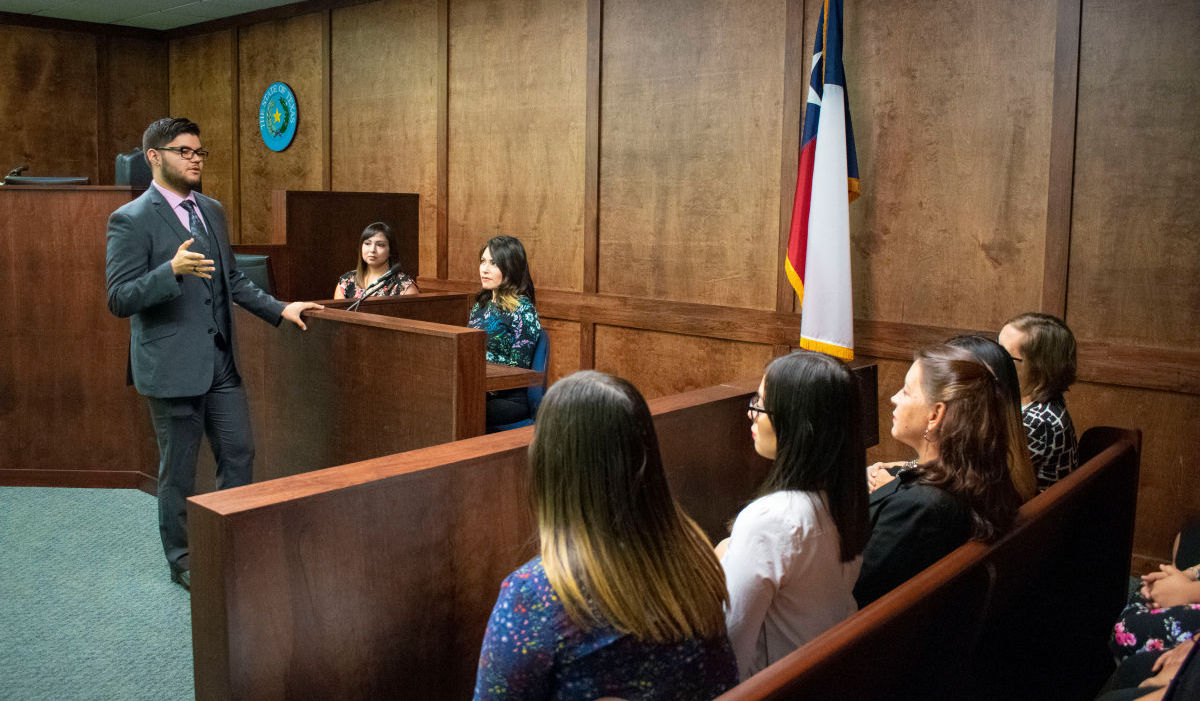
[0,186,157,488]
[194,305,487,493]
[189,380,769,700]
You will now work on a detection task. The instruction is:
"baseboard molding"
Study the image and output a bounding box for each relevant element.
[0,469,156,492]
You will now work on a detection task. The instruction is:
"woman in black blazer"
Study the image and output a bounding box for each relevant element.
[853,343,1023,607]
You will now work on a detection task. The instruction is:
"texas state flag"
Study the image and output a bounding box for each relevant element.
[786,0,860,360]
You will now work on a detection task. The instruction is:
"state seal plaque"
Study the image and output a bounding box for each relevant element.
[258,82,298,152]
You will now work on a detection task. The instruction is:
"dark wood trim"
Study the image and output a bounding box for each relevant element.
[0,469,153,490]
[417,278,1200,396]
[580,320,596,369]
[436,0,450,279]
[1040,0,1082,317]
[582,0,602,295]
[163,0,376,39]
[321,10,333,191]
[776,0,806,315]
[95,34,111,186]
[0,10,165,39]
[229,27,243,243]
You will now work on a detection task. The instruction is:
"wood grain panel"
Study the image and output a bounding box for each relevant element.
[1068,381,1200,562]
[539,317,581,385]
[330,0,440,279]
[238,13,327,243]
[97,36,168,186]
[598,0,786,310]
[1066,0,1200,347]
[841,0,1056,329]
[0,26,98,182]
[0,187,156,478]
[594,325,776,400]
[169,30,238,231]
[447,0,588,292]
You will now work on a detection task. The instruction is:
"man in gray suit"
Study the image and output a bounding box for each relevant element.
[105,117,322,590]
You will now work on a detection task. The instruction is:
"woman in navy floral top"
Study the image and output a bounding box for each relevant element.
[468,235,542,428]
[332,222,418,300]
[473,371,738,700]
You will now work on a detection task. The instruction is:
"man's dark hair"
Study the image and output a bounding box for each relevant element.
[142,118,201,162]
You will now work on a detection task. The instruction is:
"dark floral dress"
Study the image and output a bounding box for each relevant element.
[468,296,541,368]
[473,557,738,700]
[335,270,416,299]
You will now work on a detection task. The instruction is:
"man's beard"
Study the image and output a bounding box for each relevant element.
[162,166,199,194]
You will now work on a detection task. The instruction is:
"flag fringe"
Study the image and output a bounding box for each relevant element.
[799,336,854,360]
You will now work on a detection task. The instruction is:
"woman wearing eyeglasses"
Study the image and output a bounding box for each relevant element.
[853,343,1022,607]
[719,351,870,680]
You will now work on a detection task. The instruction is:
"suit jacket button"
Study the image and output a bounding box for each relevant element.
[204,299,212,305]
[208,328,216,334]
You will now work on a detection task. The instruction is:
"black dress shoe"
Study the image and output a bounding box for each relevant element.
[170,569,191,590]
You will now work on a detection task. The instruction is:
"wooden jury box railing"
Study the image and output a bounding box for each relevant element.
[188,372,878,700]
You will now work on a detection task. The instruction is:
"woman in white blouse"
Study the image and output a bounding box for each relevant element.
[719,351,871,680]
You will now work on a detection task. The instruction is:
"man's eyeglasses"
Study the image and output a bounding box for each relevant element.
[157,146,209,161]
[747,393,773,418]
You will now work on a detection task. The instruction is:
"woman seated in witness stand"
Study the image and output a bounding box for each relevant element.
[868,335,1039,502]
[853,343,1022,607]
[332,221,418,299]
[719,351,870,680]
[1099,519,1200,701]
[468,235,542,429]
[998,312,1079,490]
[473,371,737,700]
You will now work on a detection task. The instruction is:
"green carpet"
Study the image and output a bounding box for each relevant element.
[0,487,194,700]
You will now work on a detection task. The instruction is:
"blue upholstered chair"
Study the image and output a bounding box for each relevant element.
[487,330,550,433]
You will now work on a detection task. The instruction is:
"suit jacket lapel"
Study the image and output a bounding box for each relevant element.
[146,187,192,244]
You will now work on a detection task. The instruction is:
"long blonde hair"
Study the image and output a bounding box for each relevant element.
[530,371,728,642]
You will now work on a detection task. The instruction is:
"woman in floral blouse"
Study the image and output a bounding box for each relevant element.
[468,235,542,428]
[332,222,418,300]
[473,371,737,700]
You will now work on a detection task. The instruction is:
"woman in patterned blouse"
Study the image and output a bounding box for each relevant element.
[332,222,418,299]
[469,235,542,428]
[473,371,738,700]
[998,312,1079,490]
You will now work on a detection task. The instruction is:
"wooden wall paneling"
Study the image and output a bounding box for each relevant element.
[436,0,449,279]
[237,12,328,243]
[1040,0,1082,317]
[1068,381,1200,563]
[594,325,776,400]
[0,188,155,484]
[538,318,582,384]
[776,0,805,314]
[1066,0,1200,348]
[330,0,441,278]
[841,0,1056,330]
[169,30,239,236]
[96,35,169,186]
[0,26,99,182]
[447,0,588,291]
[598,0,786,310]
[582,0,602,295]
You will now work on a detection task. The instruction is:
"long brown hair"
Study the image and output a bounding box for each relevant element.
[915,344,1022,541]
[530,371,728,642]
[354,222,398,287]
[759,351,870,562]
